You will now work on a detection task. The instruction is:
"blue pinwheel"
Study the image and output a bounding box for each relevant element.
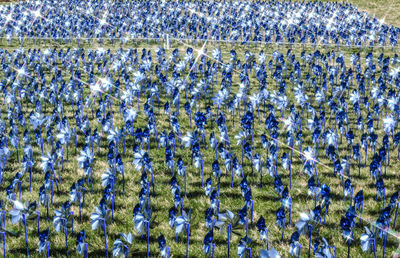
[238,235,252,258]
[203,230,214,257]
[10,200,40,257]
[360,226,376,257]
[276,207,286,240]
[175,209,191,257]
[76,230,88,257]
[158,234,170,258]
[91,200,110,257]
[256,216,269,249]
[112,232,133,257]
[340,216,353,257]
[289,231,301,257]
[38,228,50,257]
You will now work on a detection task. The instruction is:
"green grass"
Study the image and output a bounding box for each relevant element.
[0,38,398,258]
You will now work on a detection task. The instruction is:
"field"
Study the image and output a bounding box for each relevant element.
[0,1,399,258]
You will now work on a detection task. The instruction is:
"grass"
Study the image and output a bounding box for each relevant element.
[0,1,400,258]
[0,38,398,258]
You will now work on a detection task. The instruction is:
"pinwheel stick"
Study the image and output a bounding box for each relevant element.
[288,199,292,225]
[62,219,69,257]
[246,218,249,236]
[227,224,231,258]
[201,160,204,187]
[308,225,313,257]
[90,168,93,193]
[0,231,5,258]
[328,246,336,258]
[50,166,59,192]
[22,213,29,257]
[370,238,377,258]
[393,203,399,228]
[84,243,89,258]
[78,192,82,222]
[51,181,54,205]
[186,223,190,258]
[231,168,234,188]
[103,219,109,258]
[383,218,391,258]
[324,205,329,224]
[18,181,22,200]
[1,211,5,230]
[37,211,40,234]
[112,181,115,220]
[124,245,129,258]
[46,194,49,218]
[146,221,150,258]
[122,164,125,196]
[29,165,32,192]
[184,167,187,198]
[250,201,254,224]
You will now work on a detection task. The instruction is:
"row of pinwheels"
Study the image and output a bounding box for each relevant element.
[0,42,399,258]
[1,0,399,47]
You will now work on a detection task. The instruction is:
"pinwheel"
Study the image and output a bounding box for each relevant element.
[259,248,281,258]
[289,231,301,257]
[158,234,170,258]
[38,228,50,258]
[76,230,88,257]
[6,171,23,202]
[174,209,191,257]
[134,204,153,257]
[256,216,269,249]
[376,177,386,209]
[8,128,20,162]
[101,168,116,219]
[280,187,292,223]
[115,154,126,195]
[57,125,74,162]
[215,209,237,256]
[308,177,320,205]
[343,179,353,203]
[314,237,334,258]
[194,111,207,135]
[303,146,318,181]
[276,207,286,240]
[296,206,323,256]
[112,232,132,257]
[53,201,74,256]
[352,190,363,224]
[132,149,154,194]
[340,216,353,258]
[176,158,187,197]
[212,160,222,193]
[203,230,214,257]
[91,201,110,257]
[360,226,376,257]
[205,208,214,230]
[40,152,59,191]
[77,146,95,174]
[10,200,40,257]
[70,179,85,221]
[320,184,331,223]
[22,144,34,191]
[238,235,252,258]
[389,192,399,227]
